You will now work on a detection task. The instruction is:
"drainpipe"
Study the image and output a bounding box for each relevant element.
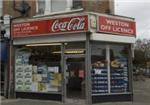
[13,0,20,12]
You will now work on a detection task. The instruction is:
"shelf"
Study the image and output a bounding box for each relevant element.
[92,92,132,96]
[15,91,62,94]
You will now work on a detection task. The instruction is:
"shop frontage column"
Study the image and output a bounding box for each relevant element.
[61,43,66,103]
[85,32,92,105]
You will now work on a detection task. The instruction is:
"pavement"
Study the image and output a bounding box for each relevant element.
[1,78,150,105]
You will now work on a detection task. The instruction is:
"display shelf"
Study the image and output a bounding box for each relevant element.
[15,50,62,93]
[110,63,129,93]
[91,67,108,94]
[15,91,62,94]
[92,92,132,96]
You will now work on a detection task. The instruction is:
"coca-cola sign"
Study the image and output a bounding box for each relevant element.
[12,15,88,38]
[51,17,86,32]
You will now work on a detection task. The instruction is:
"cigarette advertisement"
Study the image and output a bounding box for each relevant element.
[24,65,32,91]
[15,65,32,91]
[15,66,24,91]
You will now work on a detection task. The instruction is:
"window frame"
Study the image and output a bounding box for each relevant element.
[36,0,73,15]
[36,0,83,16]
[91,42,131,96]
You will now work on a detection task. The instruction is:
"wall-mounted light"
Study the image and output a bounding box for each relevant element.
[53,49,85,54]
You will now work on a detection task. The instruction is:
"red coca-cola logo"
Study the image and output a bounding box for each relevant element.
[51,17,86,32]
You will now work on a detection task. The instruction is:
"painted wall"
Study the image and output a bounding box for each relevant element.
[0,0,3,16]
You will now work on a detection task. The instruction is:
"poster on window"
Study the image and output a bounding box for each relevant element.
[15,66,24,91]
[110,58,129,93]
[15,56,23,65]
[24,65,32,91]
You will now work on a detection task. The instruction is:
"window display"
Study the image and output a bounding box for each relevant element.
[91,44,108,94]
[15,50,32,91]
[91,42,129,95]
[15,45,62,93]
[110,45,129,93]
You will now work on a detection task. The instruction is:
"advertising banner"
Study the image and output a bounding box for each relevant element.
[12,15,88,38]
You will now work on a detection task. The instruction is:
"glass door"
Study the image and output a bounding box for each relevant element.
[63,42,86,103]
[65,56,85,99]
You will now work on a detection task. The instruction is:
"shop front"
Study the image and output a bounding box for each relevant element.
[11,12,136,104]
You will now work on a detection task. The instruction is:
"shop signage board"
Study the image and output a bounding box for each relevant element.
[98,16,136,36]
[12,15,88,38]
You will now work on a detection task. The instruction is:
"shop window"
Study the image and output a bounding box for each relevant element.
[91,42,130,95]
[15,45,62,93]
[51,0,67,13]
[110,45,129,93]
[36,0,68,15]
[36,0,83,15]
[91,43,108,94]
[36,0,45,15]
[72,0,83,9]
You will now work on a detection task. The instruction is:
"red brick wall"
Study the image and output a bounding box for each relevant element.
[3,0,114,17]
[82,0,114,14]
[3,0,36,18]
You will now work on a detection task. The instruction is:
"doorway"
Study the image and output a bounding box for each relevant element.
[65,55,85,102]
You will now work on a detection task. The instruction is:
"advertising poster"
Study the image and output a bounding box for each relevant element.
[32,82,38,92]
[15,66,24,91]
[15,84,24,91]
[38,83,47,92]
[51,73,61,87]
[15,56,23,65]
[24,65,32,91]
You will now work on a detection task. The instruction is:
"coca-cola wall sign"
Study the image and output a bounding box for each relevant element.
[98,16,136,36]
[12,15,88,38]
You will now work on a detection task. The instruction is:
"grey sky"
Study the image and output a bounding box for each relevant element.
[115,0,150,39]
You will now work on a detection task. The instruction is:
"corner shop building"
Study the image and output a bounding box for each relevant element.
[11,12,136,104]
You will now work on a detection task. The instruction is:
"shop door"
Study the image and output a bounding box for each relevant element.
[65,55,85,103]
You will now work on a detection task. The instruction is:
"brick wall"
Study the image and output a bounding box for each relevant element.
[82,0,114,14]
[2,0,114,17]
[3,0,36,18]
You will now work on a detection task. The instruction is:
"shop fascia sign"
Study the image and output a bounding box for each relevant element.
[12,15,88,38]
[97,16,136,36]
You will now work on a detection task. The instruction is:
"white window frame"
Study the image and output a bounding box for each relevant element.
[36,0,46,14]
[36,0,73,15]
